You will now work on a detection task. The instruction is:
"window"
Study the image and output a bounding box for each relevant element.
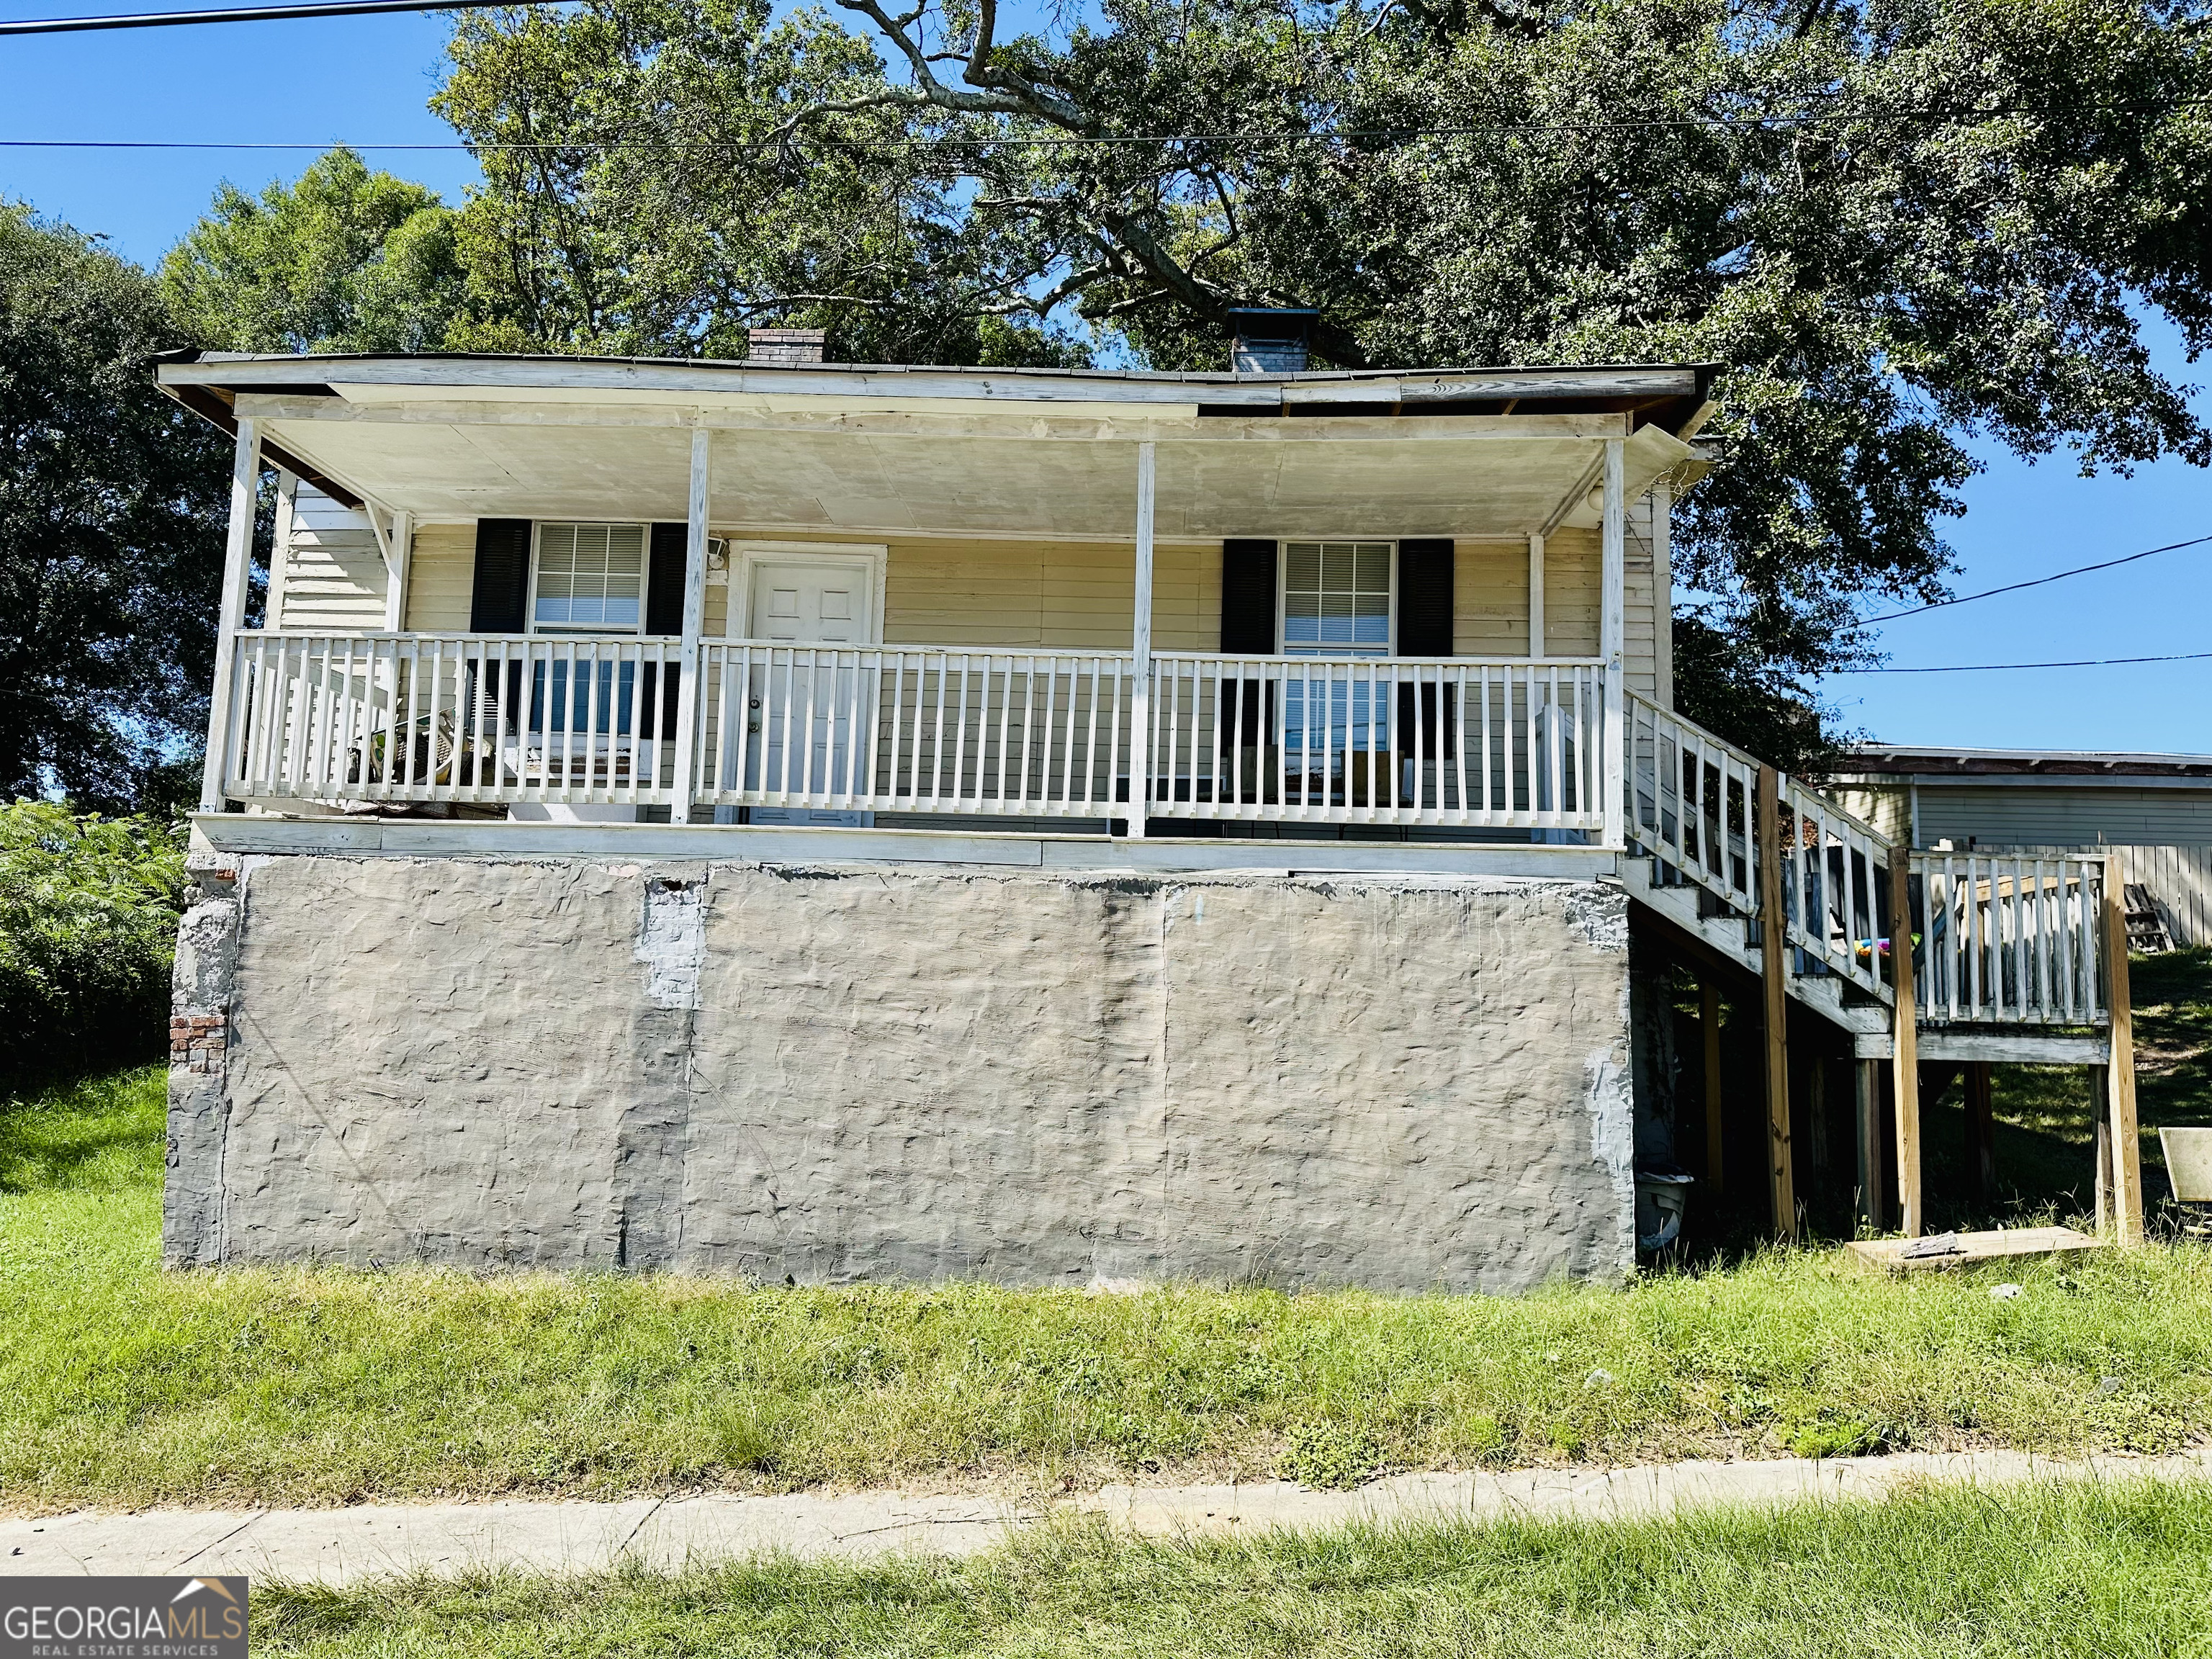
[534,523,646,632]
[1282,541,1393,657]
[1280,540,1394,763]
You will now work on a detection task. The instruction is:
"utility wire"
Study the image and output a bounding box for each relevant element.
[1833,651,2212,674]
[0,0,527,31]
[1863,531,2212,623]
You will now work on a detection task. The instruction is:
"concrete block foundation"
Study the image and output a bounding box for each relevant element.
[166,852,1635,1292]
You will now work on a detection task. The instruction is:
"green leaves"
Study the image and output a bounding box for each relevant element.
[158,148,466,354]
[0,207,229,809]
[0,805,184,1089]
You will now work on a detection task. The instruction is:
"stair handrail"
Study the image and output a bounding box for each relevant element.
[1622,691,1766,914]
[1624,691,1895,1003]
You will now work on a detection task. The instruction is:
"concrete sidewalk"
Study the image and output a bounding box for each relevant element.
[5,1449,2206,1587]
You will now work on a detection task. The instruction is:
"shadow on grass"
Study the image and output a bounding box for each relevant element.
[1913,948,2212,1233]
[0,1066,166,1195]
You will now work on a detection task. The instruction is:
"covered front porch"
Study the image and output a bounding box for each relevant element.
[163,352,1707,845]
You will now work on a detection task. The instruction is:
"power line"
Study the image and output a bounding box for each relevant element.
[0,0,534,32]
[1863,531,2212,623]
[1832,650,2212,674]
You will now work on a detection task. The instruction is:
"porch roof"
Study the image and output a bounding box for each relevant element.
[156,351,1714,540]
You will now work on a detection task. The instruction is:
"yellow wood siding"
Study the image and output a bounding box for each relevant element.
[390,513,1673,690]
[1452,539,1529,657]
[1830,784,1913,845]
[404,522,478,631]
[1544,529,1602,658]
[1625,493,1660,701]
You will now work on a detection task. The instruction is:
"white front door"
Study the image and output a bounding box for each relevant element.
[750,559,873,647]
[742,555,879,824]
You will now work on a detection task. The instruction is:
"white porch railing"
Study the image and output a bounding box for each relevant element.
[693,644,1136,818]
[222,632,1612,834]
[1911,853,2106,1025]
[226,632,682,806]
[1143,654,1607,832]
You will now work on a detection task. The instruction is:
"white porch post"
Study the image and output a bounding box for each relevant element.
[1600,436,1627,849]
[669,425,712,823]
[199,417,260,812]
[1125,441,1156,837]
[382,511,414,631]
[1527,531,1546,658]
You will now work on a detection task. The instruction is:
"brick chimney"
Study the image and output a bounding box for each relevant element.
[1226,307,1318,374]
[747,327,827,365]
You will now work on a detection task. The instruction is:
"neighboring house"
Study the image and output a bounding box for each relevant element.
[155,327,2142,1290]
[1831,746,2212,947]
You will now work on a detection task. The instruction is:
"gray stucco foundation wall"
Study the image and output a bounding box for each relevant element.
[166,854,1635,1292]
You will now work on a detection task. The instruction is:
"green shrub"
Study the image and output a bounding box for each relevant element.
[1278,1421,1382,1489]
[0,801,185,1088]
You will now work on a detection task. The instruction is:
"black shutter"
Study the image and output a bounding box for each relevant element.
[1396,539,1454,656]
[1396,539,1455,756]
[1218,539,1280,793]
[639,523,691,737]
[1220,539,1279,654]
[468,518,532,634]
[646,523,688,637]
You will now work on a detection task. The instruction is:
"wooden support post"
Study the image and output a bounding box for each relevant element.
[383,510,414,632]
[1701,979,1724,1193]
[199,417,260,812]
[1854,1058,1884,1230]
[667,426,711,824]
[2094,1107,2113,1235]
[1888,853,1922,1237]
[1966,1062,1997,1203]
[2101,854,2144,1244]
[1527,531,1545,660]
[1755,765,1796,1240]
[1125,441,1156,838]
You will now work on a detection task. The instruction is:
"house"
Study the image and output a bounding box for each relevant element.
[156,329,2144,1291]
[1830,745,2212,947]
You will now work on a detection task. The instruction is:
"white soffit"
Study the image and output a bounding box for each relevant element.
[258,415,1693,540]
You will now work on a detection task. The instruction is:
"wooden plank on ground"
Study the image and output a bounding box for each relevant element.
[1844,1226,2107,1274]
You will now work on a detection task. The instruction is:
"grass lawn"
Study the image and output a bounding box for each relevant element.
[253,1479,2212,1657]
[1943,947,2212,1226]
[5,1064,2211,1514]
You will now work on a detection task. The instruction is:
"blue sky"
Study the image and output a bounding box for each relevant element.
[6,2,2211,756]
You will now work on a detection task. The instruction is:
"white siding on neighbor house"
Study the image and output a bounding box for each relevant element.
[1976,844,2212,949]
[1829,781,2212,850]
[269,482,387,631]
[1915,785,2212,848]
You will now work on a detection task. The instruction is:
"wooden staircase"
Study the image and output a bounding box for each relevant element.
[1618,691,2143,1241]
